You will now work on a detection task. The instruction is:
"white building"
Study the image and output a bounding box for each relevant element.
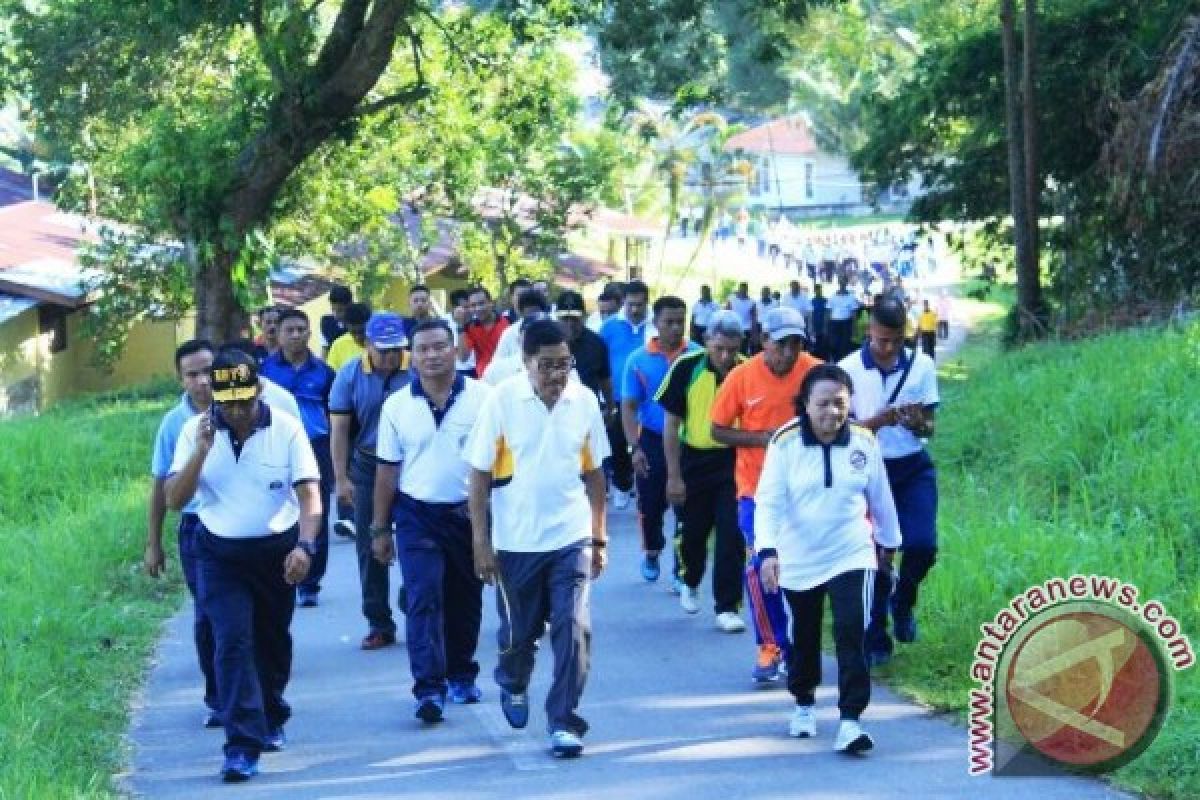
[724,115,875,216]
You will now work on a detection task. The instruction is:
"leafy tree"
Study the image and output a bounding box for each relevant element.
[1,1,596,345]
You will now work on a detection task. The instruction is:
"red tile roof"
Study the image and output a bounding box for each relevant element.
[725,116,819,157]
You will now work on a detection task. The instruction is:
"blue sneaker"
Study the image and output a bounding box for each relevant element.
[448,681,483,704]
[549,729,584,758]
[262,726,286,752]
[752,644,783,683]
[297,589,318,608]
[640,554,661,582]
[500,690,529,729]
[221,752,259,782]
[415,695,445,723]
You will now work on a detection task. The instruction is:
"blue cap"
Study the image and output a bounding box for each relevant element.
[365,312,408,349]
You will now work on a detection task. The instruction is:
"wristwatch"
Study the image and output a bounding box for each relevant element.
[370,525,393,539]
[296,539,318,558]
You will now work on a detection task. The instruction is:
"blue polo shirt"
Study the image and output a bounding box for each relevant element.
[151,393,204,514]
[621,338,699,435]
[328,354,411,452]
[600,313,652,401]
[259,351,335,440]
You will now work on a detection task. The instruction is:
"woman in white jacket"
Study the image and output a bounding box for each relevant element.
[755,363,901,754]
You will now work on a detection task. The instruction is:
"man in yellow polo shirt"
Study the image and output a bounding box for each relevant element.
[326,303,371,372]
[466,319,610,759]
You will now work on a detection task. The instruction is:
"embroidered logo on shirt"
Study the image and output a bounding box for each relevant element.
[849,450,868,472]
[746,396,765,407]
[269,480,284,489]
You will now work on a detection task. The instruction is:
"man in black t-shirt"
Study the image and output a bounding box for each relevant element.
[320,285,353,357]
[556,290,613,411]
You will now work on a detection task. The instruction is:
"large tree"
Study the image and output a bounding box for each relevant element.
[1,1,597,342]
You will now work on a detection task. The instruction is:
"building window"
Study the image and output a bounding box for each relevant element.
[805,163,814,199]
[38,306,68,354]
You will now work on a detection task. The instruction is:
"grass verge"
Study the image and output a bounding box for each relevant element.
[0,383,179,798]
[878,314,1200,798]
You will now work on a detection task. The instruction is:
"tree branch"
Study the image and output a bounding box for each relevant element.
[250,0,289,88]
[352,81,431,117]
[312,0,372,81]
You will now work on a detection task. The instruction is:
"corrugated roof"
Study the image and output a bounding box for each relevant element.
[0,293,37,325]
[724,116,819,157]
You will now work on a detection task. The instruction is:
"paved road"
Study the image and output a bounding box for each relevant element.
[123,502,1129,799]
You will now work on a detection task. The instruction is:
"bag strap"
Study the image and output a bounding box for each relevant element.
[886,349,916,406]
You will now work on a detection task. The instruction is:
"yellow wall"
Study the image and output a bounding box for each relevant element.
[0,307,181,414]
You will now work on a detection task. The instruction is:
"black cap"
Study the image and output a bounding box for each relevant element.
[556,290,586,317]
[211,351,260,403]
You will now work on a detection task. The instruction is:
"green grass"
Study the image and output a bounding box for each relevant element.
[879,316,1200,798]
[0,383,181,799]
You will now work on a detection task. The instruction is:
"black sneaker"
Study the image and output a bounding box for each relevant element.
[500,690,529,729]
[262,726,286,752]
[415,695,445,724]
[333,519,356,539]
[221,752,259,782]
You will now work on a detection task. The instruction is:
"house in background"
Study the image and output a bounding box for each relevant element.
[0,200,334,416]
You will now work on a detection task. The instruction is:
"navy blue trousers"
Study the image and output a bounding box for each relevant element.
[866,449,939,655]
[392,493,483,700]
[178,513,218,714]
[198,527,296,759]
[350,453,396,635]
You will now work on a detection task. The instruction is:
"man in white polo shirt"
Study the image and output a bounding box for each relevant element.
[371,319,490,725]
[466,319,610,759]
[165,348,321,783]
[839,297,939,667]
[827,276,861,361]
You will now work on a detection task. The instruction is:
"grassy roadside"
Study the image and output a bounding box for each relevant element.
[0,384,179,798]
[878,313,1200,798]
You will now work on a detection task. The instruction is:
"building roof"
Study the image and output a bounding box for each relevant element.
[0,201,100,307]
[0,293,37,325]
[724,116,819,157]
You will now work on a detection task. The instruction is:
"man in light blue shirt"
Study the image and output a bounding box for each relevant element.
[599,279,654,508]
[620,296,698,585]
[145,339,220,727]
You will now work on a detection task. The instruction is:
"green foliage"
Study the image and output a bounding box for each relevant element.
[886,320,1200,798]
[0,386,180,797]
[596,0,812,111]
[77,229,194,369]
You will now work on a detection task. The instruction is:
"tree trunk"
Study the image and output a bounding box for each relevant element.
[194,249,247,344]
[1020,0,1044,326]
[1000,0,1039,337]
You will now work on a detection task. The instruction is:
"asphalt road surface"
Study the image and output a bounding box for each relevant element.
[123,502,1130,799]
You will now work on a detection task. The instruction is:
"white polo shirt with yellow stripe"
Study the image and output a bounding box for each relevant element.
[465,372,611,553]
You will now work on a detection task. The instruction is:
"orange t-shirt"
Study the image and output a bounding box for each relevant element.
[710,351,823,498]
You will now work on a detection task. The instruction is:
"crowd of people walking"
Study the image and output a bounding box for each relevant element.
[145,269,944,782]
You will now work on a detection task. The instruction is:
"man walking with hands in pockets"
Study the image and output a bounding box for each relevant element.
[466,319,611,759]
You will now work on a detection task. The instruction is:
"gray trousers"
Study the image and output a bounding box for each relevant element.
[350,453,395,636]
[494,542,591,736]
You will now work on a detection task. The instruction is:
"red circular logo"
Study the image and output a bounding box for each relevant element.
[1000,606,1169,771]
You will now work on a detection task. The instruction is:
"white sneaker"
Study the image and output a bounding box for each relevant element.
[834,720,874,754]
[714,612,746,633]
[612,489,631,510]
[789,706,817,738]
[680,586,700,614]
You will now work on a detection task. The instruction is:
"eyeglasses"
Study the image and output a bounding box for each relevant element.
[534,356,575,375]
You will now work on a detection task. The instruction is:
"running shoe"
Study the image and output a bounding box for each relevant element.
[834,720,874,754]
[715,612,746,633]
[448,681,483,704]
[549,730,584,758]
[789,706,817,738]
[220,752,259,783]
[752,644,783,683]
[501,690,529,729]
[415,695,445,724]
[640,554,660,582]
[680,586,700,614]
[263,726,286,752]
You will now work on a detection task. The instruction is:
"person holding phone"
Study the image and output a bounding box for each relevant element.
[165,348,322,783]
[839,297,940,667]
